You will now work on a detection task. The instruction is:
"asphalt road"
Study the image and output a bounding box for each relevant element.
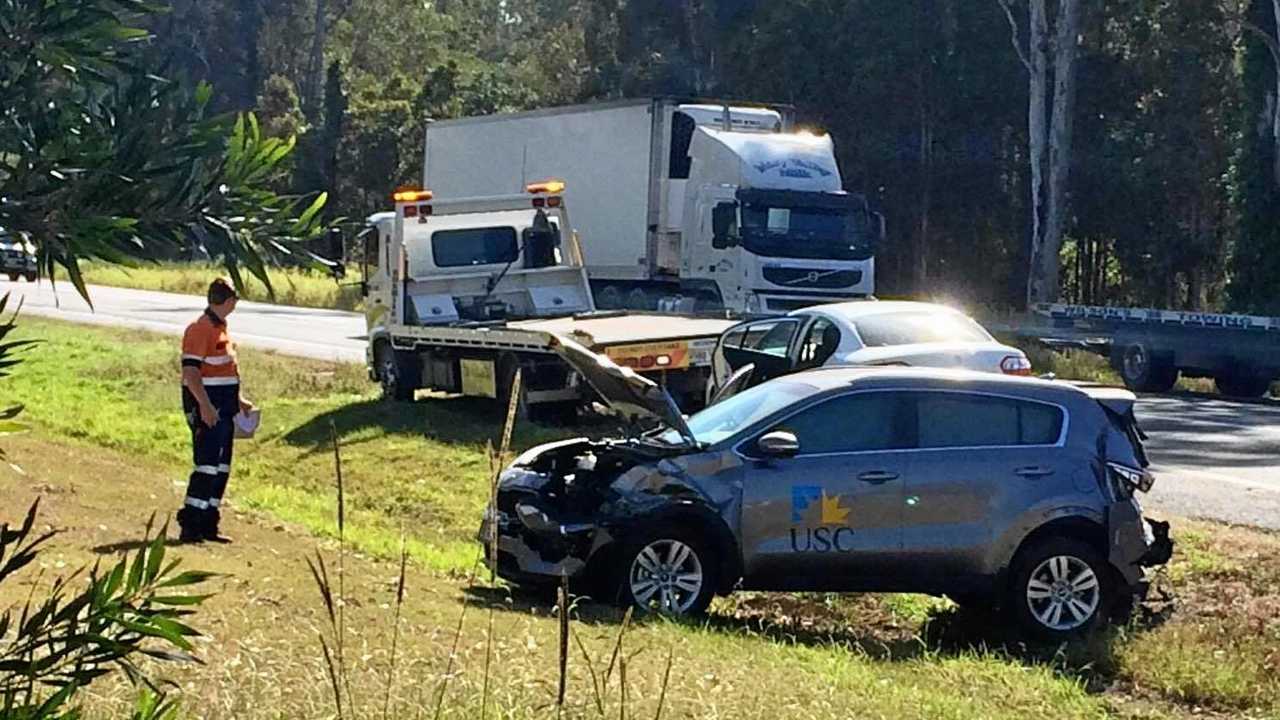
[6,279,1279,529]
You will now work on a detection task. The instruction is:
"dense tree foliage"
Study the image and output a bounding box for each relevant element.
[32,0,1280,310]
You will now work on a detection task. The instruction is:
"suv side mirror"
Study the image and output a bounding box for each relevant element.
[756,430,799,458]
[712,202,739,249]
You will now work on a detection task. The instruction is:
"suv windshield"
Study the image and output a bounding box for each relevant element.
[854,311,992,347]
[656,379,817,446]
[741,205,873,261]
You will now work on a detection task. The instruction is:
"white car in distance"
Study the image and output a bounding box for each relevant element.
[708,301,1032,399]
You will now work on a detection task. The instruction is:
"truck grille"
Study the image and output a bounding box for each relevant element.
[762,267,862,289]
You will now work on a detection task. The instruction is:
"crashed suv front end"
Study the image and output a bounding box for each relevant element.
[478,436,740,592]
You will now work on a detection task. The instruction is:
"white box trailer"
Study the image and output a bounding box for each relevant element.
[423,98,883,315]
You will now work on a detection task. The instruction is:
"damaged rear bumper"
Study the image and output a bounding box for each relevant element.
[1107,500,1174,597]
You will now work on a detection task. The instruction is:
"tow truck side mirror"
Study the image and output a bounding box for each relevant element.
[871,211,886,250]
[712,202,739,249]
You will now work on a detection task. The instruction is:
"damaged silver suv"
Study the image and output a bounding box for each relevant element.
[480,338,1173,639]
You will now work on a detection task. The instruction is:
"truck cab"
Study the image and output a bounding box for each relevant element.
[362,182,594,335]
[673,105,882,315]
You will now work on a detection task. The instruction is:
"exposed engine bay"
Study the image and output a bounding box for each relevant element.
[479,436,742,589]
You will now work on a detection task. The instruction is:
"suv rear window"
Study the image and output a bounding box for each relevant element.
[431,227,518,267]
[915,393,1064,448]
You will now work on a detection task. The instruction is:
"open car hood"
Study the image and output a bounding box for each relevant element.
[547,333,694,444]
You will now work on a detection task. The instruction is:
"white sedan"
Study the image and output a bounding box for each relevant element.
[708,301,1031,399]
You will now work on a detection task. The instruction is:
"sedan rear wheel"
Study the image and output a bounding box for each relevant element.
[1010,538,1113,639]
[620,528,716,616]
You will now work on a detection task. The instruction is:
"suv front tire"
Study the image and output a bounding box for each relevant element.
[617,525,717,617]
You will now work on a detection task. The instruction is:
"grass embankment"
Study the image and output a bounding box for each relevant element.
[2,317,1278,718]
[58,261,362,311]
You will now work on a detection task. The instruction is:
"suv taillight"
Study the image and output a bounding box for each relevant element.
[1107,461,1155,494]
[1000,355,1033,376]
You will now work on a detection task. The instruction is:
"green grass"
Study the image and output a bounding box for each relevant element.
[7,317,1280,719]
[5,316,567,573]
[58,261,363,310]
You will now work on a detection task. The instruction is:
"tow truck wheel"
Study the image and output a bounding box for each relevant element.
[5,273,16,282]
[1119,343,1178,393]
[375,341,417,402]
[23,272,35,282]
[1214,372,1273,398]
[618,525,717,617]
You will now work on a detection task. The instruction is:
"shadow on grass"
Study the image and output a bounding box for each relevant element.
[466,581,1179,695]
[280,395,615,455]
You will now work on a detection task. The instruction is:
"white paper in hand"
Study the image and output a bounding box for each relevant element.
[233,408,261,439]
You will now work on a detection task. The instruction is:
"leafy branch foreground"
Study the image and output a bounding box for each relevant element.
[0,500,214,719]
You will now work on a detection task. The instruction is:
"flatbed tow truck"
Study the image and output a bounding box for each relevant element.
[360,182,738,420]
[1026,303,1280,398]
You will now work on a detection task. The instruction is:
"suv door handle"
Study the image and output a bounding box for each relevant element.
[858,470,899,484]
[1015,466,1054,478]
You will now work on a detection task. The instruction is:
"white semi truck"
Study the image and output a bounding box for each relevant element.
[422,98,884,315]
[360,182,738,419]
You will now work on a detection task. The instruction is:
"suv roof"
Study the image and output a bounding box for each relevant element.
[780,365,1089,401]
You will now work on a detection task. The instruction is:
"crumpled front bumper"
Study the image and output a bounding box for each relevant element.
[477,504,606,585]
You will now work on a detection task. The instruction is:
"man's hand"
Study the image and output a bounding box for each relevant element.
[199,402,219,428]
[239,397,255,414]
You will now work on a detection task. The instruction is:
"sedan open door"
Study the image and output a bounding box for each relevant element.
[709,317,803,398]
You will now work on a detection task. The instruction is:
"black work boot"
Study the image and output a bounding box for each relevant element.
[176,507,205,544]
[203,508,233,544]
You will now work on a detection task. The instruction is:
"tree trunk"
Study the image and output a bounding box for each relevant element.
[303,0,328,120]
[916,65,933,292]
[1273,0,1280,186]
[1025,0,1050,306]
[1039,0,1081,304]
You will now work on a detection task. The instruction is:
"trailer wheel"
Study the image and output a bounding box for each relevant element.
[375,341,418,402]
[1214,372,1273,398]
[1118,343,1178,393]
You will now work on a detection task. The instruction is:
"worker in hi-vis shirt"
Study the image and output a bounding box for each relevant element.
[177,278,255,542]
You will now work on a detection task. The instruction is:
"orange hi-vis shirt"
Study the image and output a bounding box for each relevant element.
[181,309,239,386]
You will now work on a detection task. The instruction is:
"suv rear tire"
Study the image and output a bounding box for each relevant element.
[1008,538,1114,640]
[617,525,717,617]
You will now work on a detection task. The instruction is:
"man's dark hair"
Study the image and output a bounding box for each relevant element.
[207,277,238,305]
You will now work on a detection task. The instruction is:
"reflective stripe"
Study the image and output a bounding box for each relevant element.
[182,353,205,362]
[194,464,218,475]
[208,497,221,508]
[202,377,240,386]
[185,497,210,509]
[217,464,231,473]
[204,355,234,366]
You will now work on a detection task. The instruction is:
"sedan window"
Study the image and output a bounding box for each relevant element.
[770,392,906,455]
[853,311,993,347]
[916,393,1064,448]
[796,318,841,369]
[745,320,799,357]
